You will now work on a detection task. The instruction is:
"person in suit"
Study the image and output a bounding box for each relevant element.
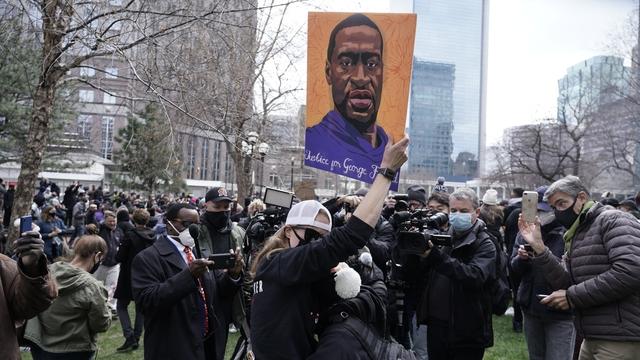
[131,203,243,360]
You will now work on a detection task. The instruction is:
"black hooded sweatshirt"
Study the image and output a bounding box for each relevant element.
[115,227,156,301]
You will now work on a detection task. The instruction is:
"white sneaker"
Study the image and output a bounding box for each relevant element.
[229,324,238,333]
[505,306,514,316]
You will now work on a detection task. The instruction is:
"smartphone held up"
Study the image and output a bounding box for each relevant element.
[521,191,538,223]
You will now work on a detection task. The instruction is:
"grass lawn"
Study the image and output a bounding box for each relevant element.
[22,311,527,359]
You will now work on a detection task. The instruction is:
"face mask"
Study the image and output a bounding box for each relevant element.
[554,198,579,229]
[89,256,102,274]
[292,228,321,247]
[204,211,230,230]
[449,212,474,233]
[168,221,196,248]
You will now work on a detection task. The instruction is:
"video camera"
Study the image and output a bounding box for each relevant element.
[391,209,452,256]
[391,194,409,212]
[245,188,294,249]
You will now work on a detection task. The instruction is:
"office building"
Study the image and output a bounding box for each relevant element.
[395,0,489,179]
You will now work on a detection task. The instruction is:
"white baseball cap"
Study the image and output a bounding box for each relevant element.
[285,200,332,232]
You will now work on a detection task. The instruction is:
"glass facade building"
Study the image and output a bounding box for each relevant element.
[406,0,489,178]
[408,60,455,176]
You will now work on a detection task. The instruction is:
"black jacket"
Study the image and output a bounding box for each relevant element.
[250,216,373,360]
[117,220,135,235]
[114,227,155,301]
[367,217,395,275]
[310,281,392,360]
[503,205,521,252]
[132,236,241,360]
[98,224,122,266]
[417,220,496,348]
[510,219,572,320]
[3,189,14,209]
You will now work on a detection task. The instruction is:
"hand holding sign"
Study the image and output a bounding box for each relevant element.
[381,136,409,172]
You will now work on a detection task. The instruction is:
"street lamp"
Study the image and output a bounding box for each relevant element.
[247,131,259,146]
[240,132,260,196]
[257,142,270,197]
[290,157,295,191]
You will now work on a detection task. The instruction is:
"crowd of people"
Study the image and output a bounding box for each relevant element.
[1,138,640,360]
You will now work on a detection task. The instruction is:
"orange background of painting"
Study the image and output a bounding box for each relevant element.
[306,12,417,144]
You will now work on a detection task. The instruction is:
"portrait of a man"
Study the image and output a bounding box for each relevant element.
[304,13,415,185]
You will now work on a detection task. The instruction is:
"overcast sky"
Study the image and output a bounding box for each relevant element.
[284,0,639,145]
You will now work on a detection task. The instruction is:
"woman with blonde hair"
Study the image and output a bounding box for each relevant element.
[24,235,112,360]
[250,137,409,359]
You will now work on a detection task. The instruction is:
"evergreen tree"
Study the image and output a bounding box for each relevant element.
[114,104,185,193]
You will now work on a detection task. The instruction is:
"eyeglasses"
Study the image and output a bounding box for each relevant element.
[178,220,196,228]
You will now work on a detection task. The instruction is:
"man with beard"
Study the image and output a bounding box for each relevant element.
[305,14,389,177]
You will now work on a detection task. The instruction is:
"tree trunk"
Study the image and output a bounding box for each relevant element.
[7,0,64,246]
[8,84,57,245]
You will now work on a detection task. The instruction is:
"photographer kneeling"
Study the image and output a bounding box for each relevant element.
[250,137,408,359]
[416,188,496,360]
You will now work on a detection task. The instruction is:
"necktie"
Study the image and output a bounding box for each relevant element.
[184,246,209,336]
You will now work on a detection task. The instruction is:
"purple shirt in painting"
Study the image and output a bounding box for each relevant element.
[305,110,398,187]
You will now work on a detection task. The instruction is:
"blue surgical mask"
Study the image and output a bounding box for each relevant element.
[449,212,473,232]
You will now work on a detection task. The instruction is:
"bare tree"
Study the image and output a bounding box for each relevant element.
[125,0,304,202]
[2,0,301,242]
[488,80,609,189]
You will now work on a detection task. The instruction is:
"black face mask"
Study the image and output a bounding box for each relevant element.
[292,228,321,246]
[554,197,580,229]
[89,259,102,274]
[204,211,230,230]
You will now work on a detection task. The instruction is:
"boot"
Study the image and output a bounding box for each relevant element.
[117,336,137,352]
[132,336,140,350]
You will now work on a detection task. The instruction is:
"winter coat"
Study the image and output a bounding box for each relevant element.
[417,220,496,349]
[510,220,572,320]
[36,218,67,261]
[98,223,122,267]
[503,206,521,254]
[3,189,14,209]
[114,227,156,301]
[0,254,57,360]
[117,220,135,235]
[132,235,241,360]
[24,261,110,353]
[532,203,640,341]
[197,220,245,257]
[367,217,396,275]
[72,201,86,227]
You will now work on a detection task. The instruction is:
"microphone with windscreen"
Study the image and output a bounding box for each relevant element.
[188,224,202,258]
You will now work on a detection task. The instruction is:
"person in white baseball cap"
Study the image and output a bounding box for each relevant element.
[249,136,409,359]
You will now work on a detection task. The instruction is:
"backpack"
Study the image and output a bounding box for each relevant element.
[476,230,511,315]
[332,314,417,360]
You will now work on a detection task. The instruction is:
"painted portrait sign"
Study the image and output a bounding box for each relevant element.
[305,12,416,190]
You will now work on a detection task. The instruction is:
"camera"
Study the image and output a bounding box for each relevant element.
[245,188,294,251]
[392,194,409,212]
[246,207,288,247]
[392,210,451,256]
